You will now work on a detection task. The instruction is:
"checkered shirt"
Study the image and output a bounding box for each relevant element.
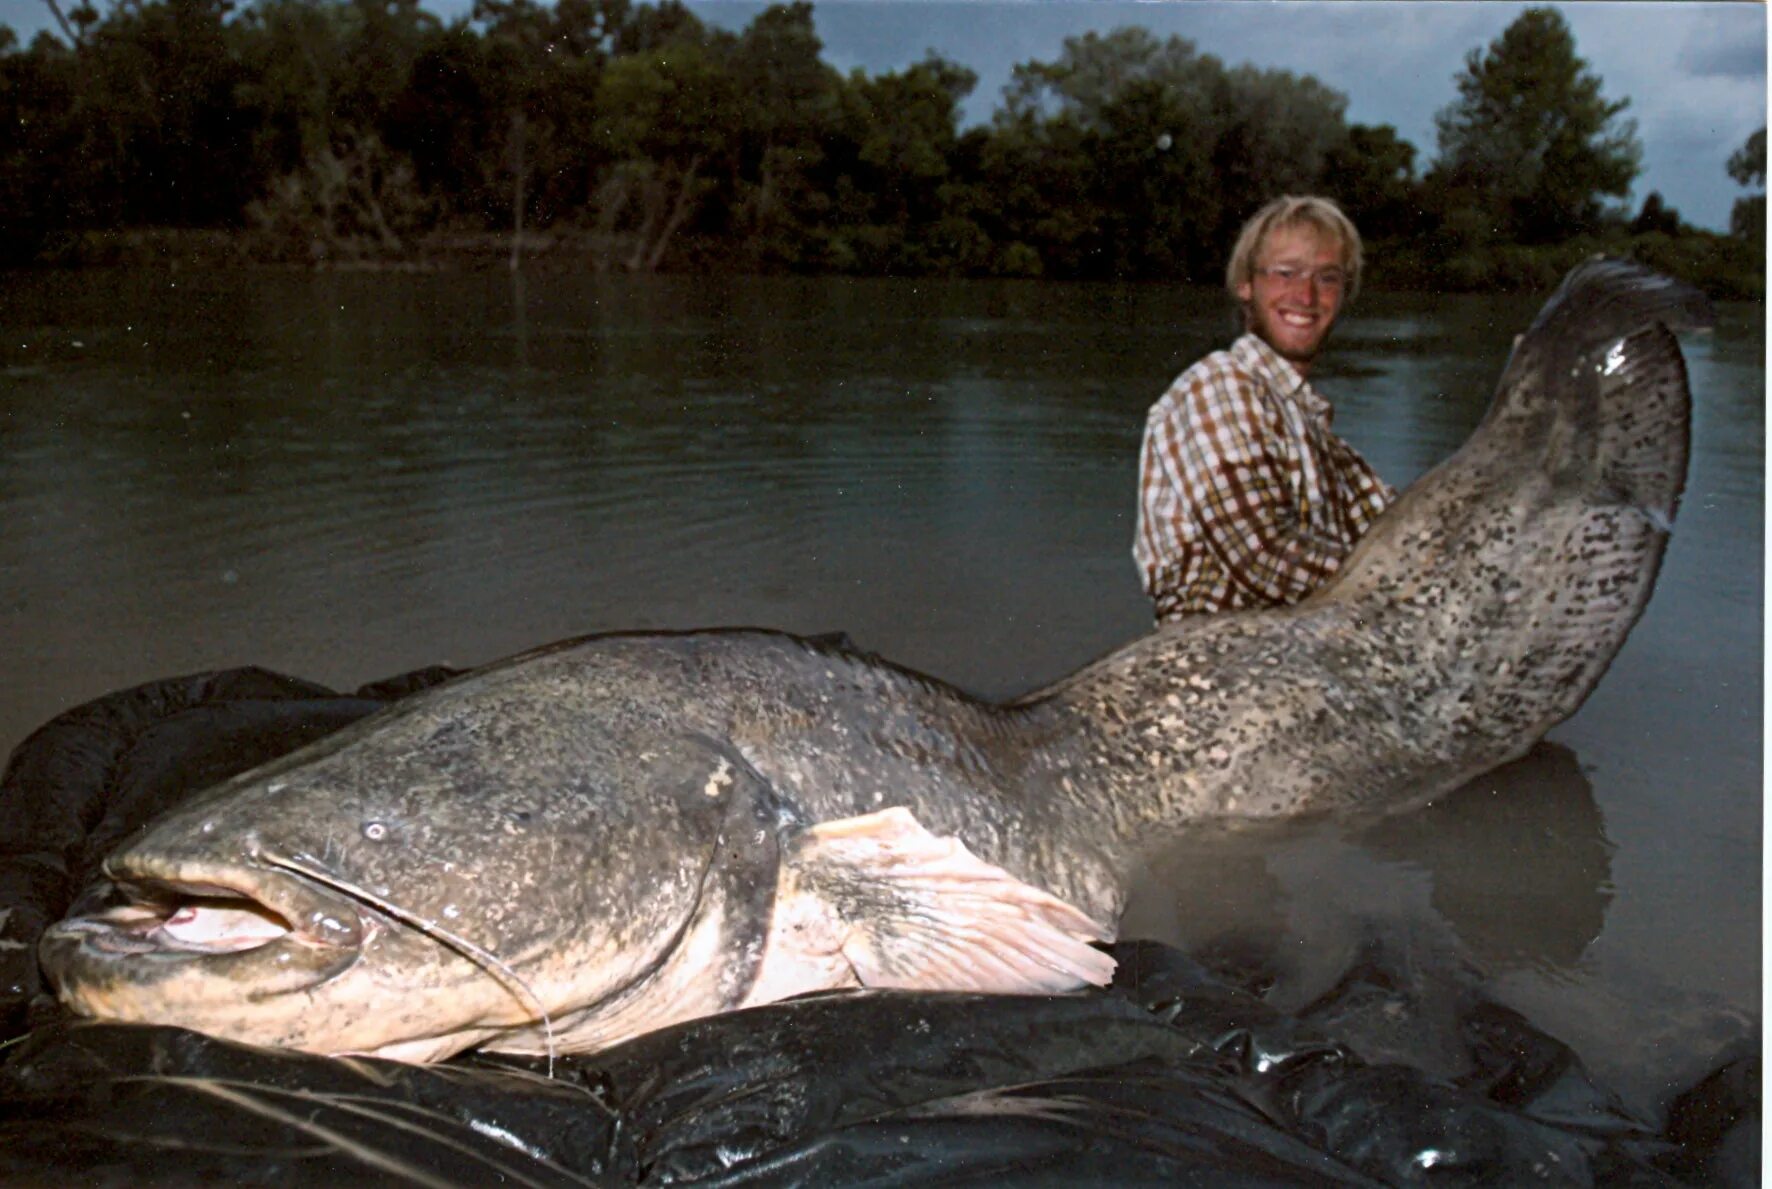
[1134,333,1394,622]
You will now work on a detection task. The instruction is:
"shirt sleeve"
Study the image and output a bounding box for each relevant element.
[1134,414,1181,599]
[1153,365,1350,605]
[1325,434,1398,534]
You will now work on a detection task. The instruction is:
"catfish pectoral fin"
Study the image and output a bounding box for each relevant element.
[751,807,1116,1000]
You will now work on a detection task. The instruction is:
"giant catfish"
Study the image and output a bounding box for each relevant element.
[41,258,1712,1063]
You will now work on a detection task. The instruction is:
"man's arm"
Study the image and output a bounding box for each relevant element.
[1134,417,1184,601]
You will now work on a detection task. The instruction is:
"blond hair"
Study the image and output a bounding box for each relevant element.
[1225,196,1363,306]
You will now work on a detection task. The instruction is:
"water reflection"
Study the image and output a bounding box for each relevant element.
[1357,743,1611,970]
[509,266,529,372]
[1123,742,1612,985]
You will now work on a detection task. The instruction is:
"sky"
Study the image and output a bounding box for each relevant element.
[1,0,1763,230]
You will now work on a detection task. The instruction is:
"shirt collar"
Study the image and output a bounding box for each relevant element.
[1231,333,1332,424]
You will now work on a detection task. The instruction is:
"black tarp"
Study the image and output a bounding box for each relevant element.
[0,668,1757,1186]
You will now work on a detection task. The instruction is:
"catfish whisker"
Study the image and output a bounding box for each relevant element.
[258,849,558,1078]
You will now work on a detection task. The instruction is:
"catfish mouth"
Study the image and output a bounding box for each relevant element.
[44,858,368,993]
[63,883,296,957]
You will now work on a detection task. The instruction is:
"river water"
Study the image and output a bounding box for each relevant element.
[0,268,1760,1115]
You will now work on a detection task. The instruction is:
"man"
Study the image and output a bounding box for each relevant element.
[1133,195,1394,623]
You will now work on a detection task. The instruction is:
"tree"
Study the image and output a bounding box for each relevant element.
[1087,77,1221,278]
[1628,191,1682,237]
[0,28,86,259]
[463,0,619,263]
[247,126,434,261]
[1323,123,1422,241]
[1430,7,1640,243]
[998,27,1216,130]
[973,101,1097,277]
[591,20,736,271]
[57,0,258,227]
[330,0,442,131]
[724,2,841,268]
[381,24,501,225]
[233,0,358,184]
[1208,63,1348,219]
[829,54,976,272]
[985,27,1353,280]
[1727,125,1764,241]
[1727,126,1765,188]
[230,0,439,255]
[610,0,700,55]
[39,0,100,48]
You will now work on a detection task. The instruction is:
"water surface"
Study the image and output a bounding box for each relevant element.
[0,269,1760,1113]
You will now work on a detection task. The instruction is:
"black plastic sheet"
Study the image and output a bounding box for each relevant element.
[0,668,1757,1186]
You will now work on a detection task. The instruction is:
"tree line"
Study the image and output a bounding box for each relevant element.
[0,0,1762,295]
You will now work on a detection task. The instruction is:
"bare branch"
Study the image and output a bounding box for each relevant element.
[41,0,82,46]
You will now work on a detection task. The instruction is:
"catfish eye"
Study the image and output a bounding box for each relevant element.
[363,821,388,841]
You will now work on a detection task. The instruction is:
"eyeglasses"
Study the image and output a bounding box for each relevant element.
[1254,264,1347,292]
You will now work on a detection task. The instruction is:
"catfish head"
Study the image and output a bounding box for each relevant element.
[40,681,795,1063]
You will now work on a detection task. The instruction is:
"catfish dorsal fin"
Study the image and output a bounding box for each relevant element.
[751,807,1116,1003]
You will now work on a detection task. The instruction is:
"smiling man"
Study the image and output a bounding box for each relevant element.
[1134,195,1395,622]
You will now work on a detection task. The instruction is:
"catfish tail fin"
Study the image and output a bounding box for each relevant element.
[1325,257,1713,752]
[1482,256,1712,525]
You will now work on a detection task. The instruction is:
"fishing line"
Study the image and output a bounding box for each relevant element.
[259,850,559,1078]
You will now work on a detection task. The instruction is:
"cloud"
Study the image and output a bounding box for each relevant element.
[1677,6,1770,79]
[1554,5,1764,224]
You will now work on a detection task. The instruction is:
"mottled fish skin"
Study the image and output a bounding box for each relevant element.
[1034,259,1708,829]
[40,259,1711,1062]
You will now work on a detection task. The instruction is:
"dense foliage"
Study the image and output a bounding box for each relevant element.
[1430,7,1640,246]
[0,0,1761,295]
[1727,125,1765,251]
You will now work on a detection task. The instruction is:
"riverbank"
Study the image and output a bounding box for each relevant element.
[10,225,1764,300]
